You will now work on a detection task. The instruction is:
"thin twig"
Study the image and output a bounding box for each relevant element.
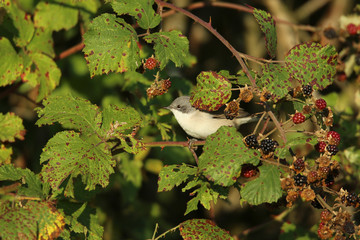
[144,140,205,148]
[153,224,180,240]
[56,42,84,61]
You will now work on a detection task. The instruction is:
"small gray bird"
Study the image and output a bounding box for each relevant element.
[164,96,256,139]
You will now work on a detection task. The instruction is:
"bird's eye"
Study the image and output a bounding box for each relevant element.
[177,105,181,109]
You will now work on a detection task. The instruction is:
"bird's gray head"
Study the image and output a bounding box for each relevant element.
[165,96,195,114]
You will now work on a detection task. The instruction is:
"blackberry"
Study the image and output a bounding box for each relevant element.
[292,158,305,172]
[343,221,355,234]
[260,139,278,155]
[293,174,307,186]
[315,141,326,153]
[325,174,334,187]
[307,171,319,183]
[345,192,359,207]
[315,98,327,111]
[327,131,341,146]
[326,145,338,156]
[302,84,313,96]
[244,134,259,149]
[311,198,323,209]
[346,23,357,35]
[323,27,338,39]
[292,112,305,124]
[320,210,332,222]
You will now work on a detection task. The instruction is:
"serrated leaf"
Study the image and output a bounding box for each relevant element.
[198,126,260,186]
[110,0,161,29]
[0,164,44,198]
[275,134,316,158]
[83,13,141,78]
[40,131,115,197]
[0,201,65,240]
[0,145,12,165]
[0,37,23,86]
[21,52,61,101]
[0,112,25,142]
[1,0,34,47]
[285,42,337,90]
[179,219,234,240]
[26,28,55,57]
[34,0,78,31]
[101,104,141,135]
[158,164,197,192]
[240,165,282,205]
[253,8,277,58]
[190,71,232,111]
[260,63,291,102]
[143,30,190,69]
[36,95,102,136]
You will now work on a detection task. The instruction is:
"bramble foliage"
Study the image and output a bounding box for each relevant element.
[0,0,360,239]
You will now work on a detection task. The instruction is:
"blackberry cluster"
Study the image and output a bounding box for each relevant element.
[260,139,278,155]
[244,134,259,149]
[326,145,338,156]
[302,84,313,96]
[343,192,359,207]
[293,174,307,186]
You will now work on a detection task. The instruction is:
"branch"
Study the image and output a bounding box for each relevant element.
[154,0,257,88]
[144,140,205,148]
[55,42,84,61]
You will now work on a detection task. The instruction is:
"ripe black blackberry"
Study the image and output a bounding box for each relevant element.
[343,221,355,234]
[293,174,307,186]
[345,192,359,207]
[325,174,334,187]
[244,134,259,149]
[326,145,338,156]
[260,139,278,155]
[311,198,323,209]
[302,84,313,96]
[293,158,305,172]
[323,27,338,39]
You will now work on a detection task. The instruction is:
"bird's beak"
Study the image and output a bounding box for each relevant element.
[163,106,171,110]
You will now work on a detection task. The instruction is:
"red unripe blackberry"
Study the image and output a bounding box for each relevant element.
[315,141,326,153]
[241,164,258,178]
[320,210,332,222]
[337,72,347,82]
[292,158,305,172]
[162,79,171,89]
[293,174,307,186]
[292,112,305,124]
[307,171,318,183]
[244,134,259,149]
[346,23,358,35]
[327,131,340,145]
[260,138,278,155]
[144,57,158,70]
[326,145,338,156]
[315,98,327,111]
[318,166,330,179]
[302,84,313,96]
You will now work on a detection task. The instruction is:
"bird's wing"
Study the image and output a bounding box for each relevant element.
[210,108,250,119]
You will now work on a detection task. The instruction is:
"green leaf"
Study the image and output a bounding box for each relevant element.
[275,134,317,159]
[280,222,318,240]
[110,0,161,29]
[0,201,65,240]
[36,95,102,136]
[26,28,55,57]
[0,164,44,198]
[0,37,23,86]
[75,0,101,30]
[198,126,260,186]
[39,131,115,197]
[253,8,277,58]
[0,145,12,165]
[240,165,282,205]
[101,104,142,135]
[143,30,190,69]
[34,0,78,31]
[179,219,234,240]
[0,112,25,142]
[21,52,61,101]
[1,0,35,47]
[260,63,291,102]
[120,157,143,188]
[285,42,337,90]
[190,71,232,111]
[83,13,141,78]
[157,164,197,192]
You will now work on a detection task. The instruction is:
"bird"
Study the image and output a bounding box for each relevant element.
[164,96,257,139]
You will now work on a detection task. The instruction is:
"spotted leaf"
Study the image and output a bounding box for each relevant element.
[143,30,190,69]
[240,164,282,205]
[40,131,115,198]
[179,219,234,240]
[110,0,161,29]
[0,37,23,87]
[198,126,260,186]
[0,201,65,240]
[253,8,277,58]
[275,134,316,158]
[260,63,291,102]
[0,112,25,142]
[190,71,232,111]
[157,164,197,192]
[285,42,337,90]
[83,13,141,78]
